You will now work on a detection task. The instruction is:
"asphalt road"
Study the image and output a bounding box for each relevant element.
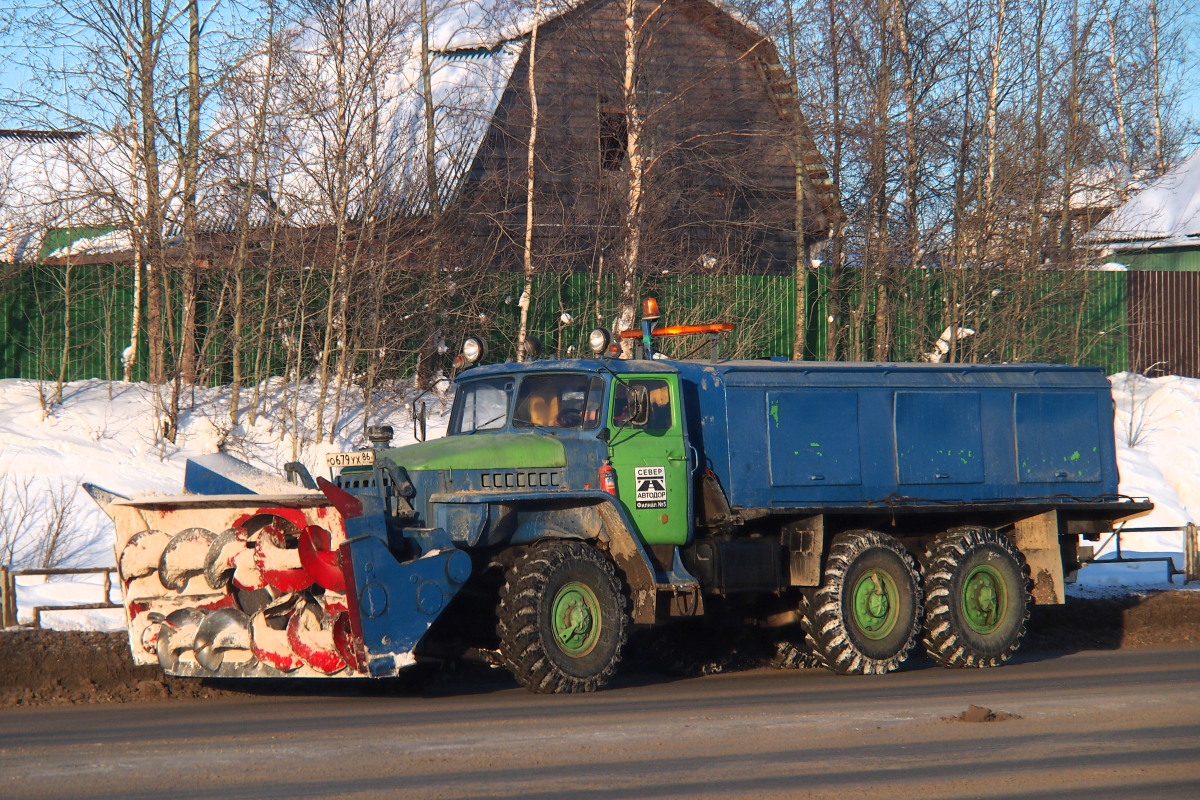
[1,647,1197,800]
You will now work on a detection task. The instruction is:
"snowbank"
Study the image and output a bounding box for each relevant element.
[1,372,1195,631]
[1080,372,1200,594]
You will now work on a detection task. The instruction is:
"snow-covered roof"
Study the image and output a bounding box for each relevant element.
[200,0,541,226]
[0,131,137,262]
[1088,146,1200,251]
[1065,162,1142,212]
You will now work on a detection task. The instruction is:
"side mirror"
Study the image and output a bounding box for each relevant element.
[412,400,427,442]
[626,385,650,426]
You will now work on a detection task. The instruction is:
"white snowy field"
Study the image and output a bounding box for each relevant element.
[0,372,1195,632]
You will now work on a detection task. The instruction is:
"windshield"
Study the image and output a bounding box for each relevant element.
[512,374,606,430]
[451,378,513,433]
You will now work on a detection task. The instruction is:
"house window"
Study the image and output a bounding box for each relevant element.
[598,100,626,172]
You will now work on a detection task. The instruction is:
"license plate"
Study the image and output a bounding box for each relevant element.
[326,450,376,468]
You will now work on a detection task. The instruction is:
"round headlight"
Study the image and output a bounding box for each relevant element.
[588,327,612,354]
[461,336,486,364]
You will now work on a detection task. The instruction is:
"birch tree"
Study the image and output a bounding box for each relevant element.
[515,0,543,362]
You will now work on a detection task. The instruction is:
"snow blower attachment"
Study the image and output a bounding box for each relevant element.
[85,453,469,678]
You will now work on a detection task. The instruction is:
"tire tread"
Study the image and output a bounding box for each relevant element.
[921,526,1031,669]
[497,540,628,693]
[802,530,922,676]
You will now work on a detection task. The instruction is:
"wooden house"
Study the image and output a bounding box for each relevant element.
[442,0,843,275]
[1089,147,1200,377]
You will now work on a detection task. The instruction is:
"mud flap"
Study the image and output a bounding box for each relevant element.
[342,537,472,677]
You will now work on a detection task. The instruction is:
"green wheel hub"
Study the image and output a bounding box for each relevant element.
[552,581,602,656]
[851,569,900,640]
[961,564,1007,634]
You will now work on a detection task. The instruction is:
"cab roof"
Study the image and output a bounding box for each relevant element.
[457,357,680,381]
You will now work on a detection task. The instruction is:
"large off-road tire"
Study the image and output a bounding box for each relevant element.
[804,530,922,675]
[770,638,823,670]
[768,594,821,670]
[922,526,1031,668]
[498,540,629,693]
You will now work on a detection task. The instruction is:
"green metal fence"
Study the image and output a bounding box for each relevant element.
[507,272,805,361]
[808,266,1128,370]
[1,262,145,383]
[0,262,1131,383]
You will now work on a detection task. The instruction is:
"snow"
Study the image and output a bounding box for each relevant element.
[1089,146,1200,249]
[1064,161,1142,212]
[14,572,124,631]
[0,132,139,261]
[1,371,1196,632]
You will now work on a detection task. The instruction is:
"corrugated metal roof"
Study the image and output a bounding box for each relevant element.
[0,129,86,142]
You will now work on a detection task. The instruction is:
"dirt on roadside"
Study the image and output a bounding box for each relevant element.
[2,590,1198,708]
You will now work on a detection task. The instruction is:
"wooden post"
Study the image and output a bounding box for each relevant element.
[1,566,16,628]
[1185,523,1199,584]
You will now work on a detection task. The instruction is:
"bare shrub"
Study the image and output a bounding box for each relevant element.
[0,474,85,568]
[0,474,37,566]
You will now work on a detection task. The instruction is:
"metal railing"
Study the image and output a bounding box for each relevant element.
[1079,523,1199,583]
[0,566,121,629]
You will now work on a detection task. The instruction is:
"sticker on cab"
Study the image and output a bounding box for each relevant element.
[634,466,667,509]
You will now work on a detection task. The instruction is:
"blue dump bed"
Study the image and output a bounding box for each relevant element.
[673,361,1119,510]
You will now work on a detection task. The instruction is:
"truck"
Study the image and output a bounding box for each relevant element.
[87,303,1152,692]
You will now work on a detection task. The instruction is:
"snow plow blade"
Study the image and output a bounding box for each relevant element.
[85,455,469,679]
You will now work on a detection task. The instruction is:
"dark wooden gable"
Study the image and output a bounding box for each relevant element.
[457,0,839,275]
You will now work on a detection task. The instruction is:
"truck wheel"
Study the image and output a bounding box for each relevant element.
[498,540,629,693]
[922,526,1031,668]
[771,639,822,670]
[805,530,922,675]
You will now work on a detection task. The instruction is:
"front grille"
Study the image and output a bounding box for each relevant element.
[481,471,561,490]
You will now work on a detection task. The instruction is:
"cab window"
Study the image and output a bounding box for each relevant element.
[612,379,672,431]
[452,378,512,433]
[513,374,605,430]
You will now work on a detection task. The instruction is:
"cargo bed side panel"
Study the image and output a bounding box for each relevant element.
[677,361,1119,511]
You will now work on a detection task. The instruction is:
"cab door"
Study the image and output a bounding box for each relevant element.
[605,374,691,546]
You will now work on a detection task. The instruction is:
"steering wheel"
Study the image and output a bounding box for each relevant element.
[556,409,583,428]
